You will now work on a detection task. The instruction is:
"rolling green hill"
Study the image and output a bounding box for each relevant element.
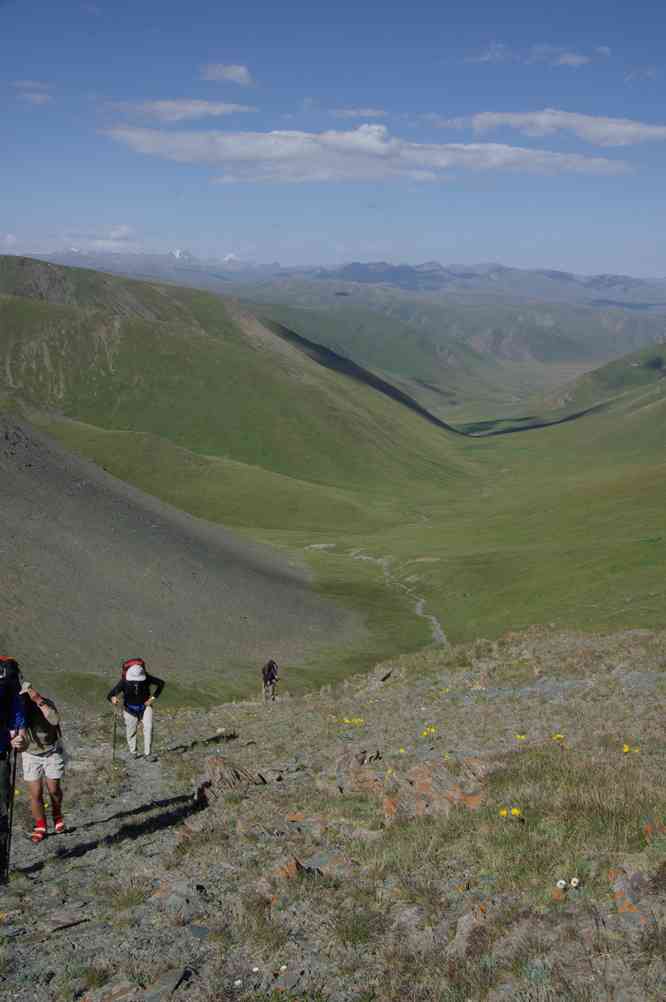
[556,341,666,411]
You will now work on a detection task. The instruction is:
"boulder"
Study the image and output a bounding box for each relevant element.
[446,905,491,960]
[195,756,267,807]
[383,761,483,823]
[335,747,383,796]
[80,979,140,1002]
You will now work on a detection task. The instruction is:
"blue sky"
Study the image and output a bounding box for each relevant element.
[3,0,666,273]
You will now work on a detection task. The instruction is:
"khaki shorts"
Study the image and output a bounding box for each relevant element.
[22,748,66,782]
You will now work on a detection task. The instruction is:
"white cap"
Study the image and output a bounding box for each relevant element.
[126,665,146,682]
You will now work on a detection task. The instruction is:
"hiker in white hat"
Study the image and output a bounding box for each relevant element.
[106,658,165,761]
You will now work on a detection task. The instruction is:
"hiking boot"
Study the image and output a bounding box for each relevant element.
[144,754,158,763]
[30,824,47,844]
[53,817,66,835]
[131,751,140,760]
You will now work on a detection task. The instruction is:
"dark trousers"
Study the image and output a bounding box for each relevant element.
[0,752,12,883]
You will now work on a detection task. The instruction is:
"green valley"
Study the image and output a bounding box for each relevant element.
[1,256,664,703]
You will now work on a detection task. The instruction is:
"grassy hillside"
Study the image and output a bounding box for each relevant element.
[255,298,664,422]
[1,257,664,702]
[0,267,467,491]
[557,341,666,410]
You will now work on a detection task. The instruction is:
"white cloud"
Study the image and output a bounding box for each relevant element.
[111,99,257,122]
[62,224,139,251]
[103,122,628,183]
[12,79,51,90]
[19,92,53,105]
[200,63,253,86]
[466,42,609,69]
[555,52,591,67]
[465,42,510,64]
[471,108,666,146]
[625,66,658,83]
[12,79,53,105]
[330,108,387,119]
[529,45,590,67]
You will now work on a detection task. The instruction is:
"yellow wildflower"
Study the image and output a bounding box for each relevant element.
[499,807,508,817]
[552,733,565,742]
[420,725,437,737]
[515,734,527,741]
[398,747,406,754]
[511,807,522,817]
[623,743,631,754]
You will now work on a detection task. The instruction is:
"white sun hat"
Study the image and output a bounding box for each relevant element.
[126,665,147,682]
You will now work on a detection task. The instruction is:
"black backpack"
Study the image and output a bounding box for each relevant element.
[0,658,21,731]
[0,658,20,693]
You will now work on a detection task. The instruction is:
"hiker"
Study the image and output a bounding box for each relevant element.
[107,658,164,761]
[20,681,66,843]
[262,659,279,702]
[0,657,27,882]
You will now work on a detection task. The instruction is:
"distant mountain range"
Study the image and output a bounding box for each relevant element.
[33,249,666,311]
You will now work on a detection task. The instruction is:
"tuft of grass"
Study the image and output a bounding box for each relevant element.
[100,875,153,911]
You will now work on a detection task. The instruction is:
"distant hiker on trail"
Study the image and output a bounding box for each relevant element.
[262,659,279,702]
[107,658,165,761]
[20,681,66,844]
[0,657,27,883]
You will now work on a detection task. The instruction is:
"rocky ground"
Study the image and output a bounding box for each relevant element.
[2,625,666,1001]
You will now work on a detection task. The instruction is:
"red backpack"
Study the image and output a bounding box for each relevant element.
[121,657,146,680]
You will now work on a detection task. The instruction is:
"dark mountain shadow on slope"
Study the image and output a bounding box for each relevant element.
[263,317,616,439]
[261,317,467,436]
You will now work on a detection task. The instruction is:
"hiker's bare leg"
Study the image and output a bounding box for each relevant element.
[142,706,153,755]
[46,778,62,820]
[26,778,46,827]
[123,711,138,753]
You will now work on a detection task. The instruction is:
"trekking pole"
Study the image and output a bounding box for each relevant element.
[112,707,118,765]
[2,750,18,885]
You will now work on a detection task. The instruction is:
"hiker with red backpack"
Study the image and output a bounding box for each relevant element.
[20,680,66,843]
[0,657,28,882]
[107,658,165,761]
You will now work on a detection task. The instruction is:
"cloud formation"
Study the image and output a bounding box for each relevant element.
[103,122,628,182]
[63,224,139,251]
[625,66,658,83]
[330,108,387,119]
[12,79,53,105]
[200,63,253,86]
[465,42,510,64]
[112,100,257,122]
[465,43,611,68]
[529,45,591,67]
[20,92,53,105]
[471,108,666,146]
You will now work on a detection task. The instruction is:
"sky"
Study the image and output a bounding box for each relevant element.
[2,0,666,274]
